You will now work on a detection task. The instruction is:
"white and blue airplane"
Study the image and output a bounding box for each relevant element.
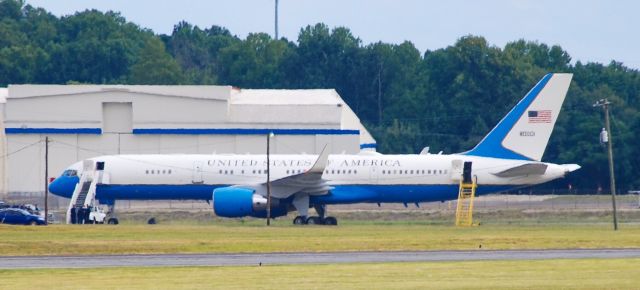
[49,73,579,225]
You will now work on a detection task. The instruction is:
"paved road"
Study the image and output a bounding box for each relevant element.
[2,249,640,269]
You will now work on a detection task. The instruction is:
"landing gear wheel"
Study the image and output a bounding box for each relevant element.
[323,216,338,226]
[107,218,119,225]
[293,216,307,225]
[306,216,322,225]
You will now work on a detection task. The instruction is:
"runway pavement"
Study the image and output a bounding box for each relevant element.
[2,249,640,269]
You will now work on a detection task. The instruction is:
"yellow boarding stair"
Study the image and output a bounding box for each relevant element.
[455,177,477,227]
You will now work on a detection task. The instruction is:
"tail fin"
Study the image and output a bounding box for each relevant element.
[464,73,572,161]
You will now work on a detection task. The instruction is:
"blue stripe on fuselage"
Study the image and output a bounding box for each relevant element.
[95,184,229,200]
[85,184,515,204]
[312,184,513,204]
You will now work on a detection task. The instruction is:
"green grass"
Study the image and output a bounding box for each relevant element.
[1,259,639,289]
[1,223,639,256]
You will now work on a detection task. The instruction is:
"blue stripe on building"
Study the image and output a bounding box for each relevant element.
[360,143,377,149]
[6,128,359,135]
[5,128,102,134]
[132,128,360,135]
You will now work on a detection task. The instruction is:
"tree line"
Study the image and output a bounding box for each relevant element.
[1,0,639,191]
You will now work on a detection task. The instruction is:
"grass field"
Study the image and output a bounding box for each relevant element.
[1,259,639,289]
[1,223,639,256]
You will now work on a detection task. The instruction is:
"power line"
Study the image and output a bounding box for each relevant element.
[0,140,43,160]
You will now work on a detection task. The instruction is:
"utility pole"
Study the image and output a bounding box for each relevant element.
[594,99,618,230]
[44,136,49,224]
[266,132,274,226]
[274,0,279,40]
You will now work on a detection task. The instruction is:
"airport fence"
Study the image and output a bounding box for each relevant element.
[2,191,639,212]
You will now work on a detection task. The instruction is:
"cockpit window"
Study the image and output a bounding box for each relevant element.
[63,169,78,177]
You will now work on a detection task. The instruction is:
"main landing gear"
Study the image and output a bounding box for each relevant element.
[293,204,338,226]
[293,215,338,225]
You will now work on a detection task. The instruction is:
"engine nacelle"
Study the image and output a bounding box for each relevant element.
[213,187,288,218]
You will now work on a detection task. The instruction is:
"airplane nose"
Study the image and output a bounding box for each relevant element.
[48,176,77,198]
[48,177,62,195]
[56,175,80,198]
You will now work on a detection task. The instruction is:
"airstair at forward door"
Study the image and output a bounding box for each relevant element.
[455,178,477,227]
[73,181,91,207]
[66,160,105,224]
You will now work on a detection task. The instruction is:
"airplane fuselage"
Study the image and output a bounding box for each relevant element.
[50,153,571,204]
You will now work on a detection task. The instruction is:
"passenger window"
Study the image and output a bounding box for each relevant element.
[168,170,172,174]
[145,170,149,174]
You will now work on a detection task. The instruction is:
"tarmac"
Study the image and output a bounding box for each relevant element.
[2,248,640,269]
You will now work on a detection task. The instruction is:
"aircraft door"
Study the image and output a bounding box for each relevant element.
[451,160,463,181]
[192,161,204,184]
[463,161,473,184]
[369,161,379,184]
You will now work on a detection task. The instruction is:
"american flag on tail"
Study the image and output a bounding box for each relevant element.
[528,110,552,123]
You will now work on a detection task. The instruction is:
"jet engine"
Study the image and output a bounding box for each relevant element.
[212,187,287,218]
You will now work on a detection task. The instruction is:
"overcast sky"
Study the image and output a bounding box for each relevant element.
[26,0,640,69]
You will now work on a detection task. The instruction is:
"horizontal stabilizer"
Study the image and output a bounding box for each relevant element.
[562,164,581,173]
[492,163,548,177]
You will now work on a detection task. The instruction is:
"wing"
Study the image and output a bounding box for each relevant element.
[492,163,548,178]
[247,144,331,199]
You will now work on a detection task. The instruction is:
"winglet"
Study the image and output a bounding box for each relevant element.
[308,144,330,174]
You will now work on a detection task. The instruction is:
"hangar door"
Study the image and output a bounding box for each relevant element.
[103,102,133,133]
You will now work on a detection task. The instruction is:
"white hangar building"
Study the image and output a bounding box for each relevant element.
[0,85,376,195]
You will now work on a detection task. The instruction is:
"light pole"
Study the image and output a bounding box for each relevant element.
[594,99,618,230]
[44,136,49,224]
[266,131,274,226]
[274,0,279,40]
